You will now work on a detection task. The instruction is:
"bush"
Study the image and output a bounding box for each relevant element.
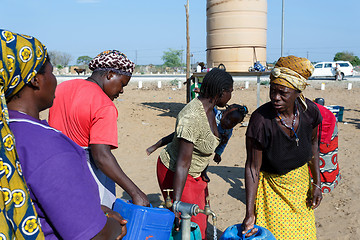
[260,80,269,85]
[170,79,179,86]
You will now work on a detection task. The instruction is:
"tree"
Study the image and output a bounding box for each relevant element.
[77,56,92,66]
[48,51,61,66]
[48,50,72,67]
[334,51,360,66]
[162,49,183,68]
[61,52,72,67]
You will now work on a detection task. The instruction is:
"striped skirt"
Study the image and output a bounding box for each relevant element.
[84,147,116,209]
[255,164,316,240]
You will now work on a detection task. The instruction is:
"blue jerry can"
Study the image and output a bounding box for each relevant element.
[113,198,175,240]
[219,224,276,240]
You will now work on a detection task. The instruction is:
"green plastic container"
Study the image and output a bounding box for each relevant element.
[169,222,202,240]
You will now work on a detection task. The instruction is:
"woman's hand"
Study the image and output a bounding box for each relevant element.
[132,191,150,207]
[99,205,127,240]
[173,212,181,232]
[308,127,322,209]
[241,215,258,237]
[107,210,128,240]
[308,185,322,209]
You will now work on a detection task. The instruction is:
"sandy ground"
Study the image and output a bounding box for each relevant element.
[42,79,360,239]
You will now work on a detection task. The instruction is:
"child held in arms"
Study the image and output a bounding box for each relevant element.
[146,104,248,182]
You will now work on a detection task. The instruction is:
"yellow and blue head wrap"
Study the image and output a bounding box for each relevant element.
[0,29,45,239]
[0,29,47,99]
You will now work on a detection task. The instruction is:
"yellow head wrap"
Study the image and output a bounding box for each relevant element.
[270,55,314,110]
[0,29,45,239]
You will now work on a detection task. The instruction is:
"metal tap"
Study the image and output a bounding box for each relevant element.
[195,197,217,226]
[163,189,174,208]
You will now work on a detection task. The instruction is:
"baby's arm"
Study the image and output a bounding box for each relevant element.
[213,130,233,163]
[146,132,175,155]
[213,153,222,164]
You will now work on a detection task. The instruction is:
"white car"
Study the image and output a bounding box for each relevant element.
[311,61,354,80]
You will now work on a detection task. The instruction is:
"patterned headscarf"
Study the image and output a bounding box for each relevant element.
[88,50,135,76]
[270,55,314,110]
[0,29,45,239]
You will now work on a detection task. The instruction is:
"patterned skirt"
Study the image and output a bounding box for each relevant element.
[319,124,341,193]
[255,164,316,240]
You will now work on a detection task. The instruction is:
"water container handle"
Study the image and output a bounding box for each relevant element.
[241,227,258,239]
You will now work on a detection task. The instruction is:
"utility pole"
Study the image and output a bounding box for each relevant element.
[185,0,191,102]
[181,45,184,67]
[281,0,285,57]
[135,50,138,65]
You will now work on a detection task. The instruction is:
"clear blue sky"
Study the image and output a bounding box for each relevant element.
[1,0,358,66]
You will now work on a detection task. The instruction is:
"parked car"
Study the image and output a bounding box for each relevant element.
[310,61,354,80]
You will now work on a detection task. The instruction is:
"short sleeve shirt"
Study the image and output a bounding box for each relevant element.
[160,98,220,178]
[9,110,106,240]
[246,99,322,175]
[49,79,118,148]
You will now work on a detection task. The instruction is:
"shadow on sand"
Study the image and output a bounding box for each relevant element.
[207,165,246,204]
[343,108,360,129]
[206,165,245,238]
[141,102,186,118]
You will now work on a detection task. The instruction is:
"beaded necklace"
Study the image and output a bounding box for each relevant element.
[277,108,299,146]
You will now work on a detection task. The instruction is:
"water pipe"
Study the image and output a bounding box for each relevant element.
[173,200,217,240]
[173,201,199,240]
[163,190,217,240]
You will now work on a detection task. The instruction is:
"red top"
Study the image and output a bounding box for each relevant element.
[315,103,336,145]
[49,79,118,148]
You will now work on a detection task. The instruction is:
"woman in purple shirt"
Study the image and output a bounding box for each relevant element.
[4,29,127,239]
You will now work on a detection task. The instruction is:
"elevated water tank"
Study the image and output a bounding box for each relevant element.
[207,0,267,72]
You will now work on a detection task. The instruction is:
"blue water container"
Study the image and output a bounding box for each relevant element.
[326,105,344,122]
[169,222,202,240]
[113,198,175,240]
[219,224,276,240]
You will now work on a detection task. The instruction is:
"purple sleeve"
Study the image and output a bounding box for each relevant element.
[27,151,107,240]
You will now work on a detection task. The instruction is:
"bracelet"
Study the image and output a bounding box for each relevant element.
[105,212,109,217]
[312,182,322,190]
